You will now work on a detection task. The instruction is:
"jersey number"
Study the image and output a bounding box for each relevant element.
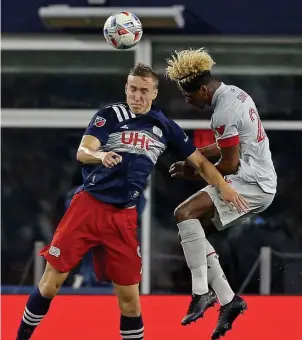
[249,107,266,142]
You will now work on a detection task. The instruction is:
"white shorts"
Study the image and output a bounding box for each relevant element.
[201,176,275,231]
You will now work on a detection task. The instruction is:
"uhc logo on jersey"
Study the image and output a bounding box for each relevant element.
[104,130,166,164]
[121,132,155,151]
[94,116,106,127]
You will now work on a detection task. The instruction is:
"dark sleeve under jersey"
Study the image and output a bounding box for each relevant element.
[84,107,115,145]
[167,120,196,159]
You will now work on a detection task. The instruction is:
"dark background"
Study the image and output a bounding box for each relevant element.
[1,0,302,294]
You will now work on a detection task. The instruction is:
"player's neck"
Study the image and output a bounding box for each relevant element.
[207,80,222,104]
[130,105,152,115]
[141,106,152,114]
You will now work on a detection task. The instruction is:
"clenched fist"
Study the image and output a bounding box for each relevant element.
[97,151,122,168]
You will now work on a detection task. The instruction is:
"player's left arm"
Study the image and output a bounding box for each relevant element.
[215,144,240,176]
[186,150,230,192]
[198,143,221,159]
[187,150,247,212]
[212,109,240,176]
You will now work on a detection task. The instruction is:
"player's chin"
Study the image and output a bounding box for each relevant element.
[129,104,143,113]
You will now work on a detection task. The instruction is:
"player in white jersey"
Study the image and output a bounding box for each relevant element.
[166,48,277,339]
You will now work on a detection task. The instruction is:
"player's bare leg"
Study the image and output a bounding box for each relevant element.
[175,191,246,335]
[16,262,69,340]
[114,283,144,340]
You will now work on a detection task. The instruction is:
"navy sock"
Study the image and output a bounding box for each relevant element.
[16,287,52,340]
[120,314,144,340]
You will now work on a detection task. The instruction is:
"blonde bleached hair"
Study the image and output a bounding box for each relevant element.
[166,48,215,84]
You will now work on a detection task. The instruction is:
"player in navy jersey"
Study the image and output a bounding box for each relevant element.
[16,63,247,340]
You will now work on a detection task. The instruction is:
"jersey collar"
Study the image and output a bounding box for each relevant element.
[211,82,227,108]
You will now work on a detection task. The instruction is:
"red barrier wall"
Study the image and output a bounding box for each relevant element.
[2,295,302,340]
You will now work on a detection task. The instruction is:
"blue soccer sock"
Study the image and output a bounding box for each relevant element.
[120,314,144,340]
[16,287,52,340]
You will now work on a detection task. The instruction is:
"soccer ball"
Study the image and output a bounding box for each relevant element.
[103,12,143,50]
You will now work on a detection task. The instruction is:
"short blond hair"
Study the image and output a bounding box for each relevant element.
[129,63,159,88]
[166,48,215,84]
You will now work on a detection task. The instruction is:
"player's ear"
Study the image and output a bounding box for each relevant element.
[125,83,128,95]
[152,88,158,100]
[199,85,207,95]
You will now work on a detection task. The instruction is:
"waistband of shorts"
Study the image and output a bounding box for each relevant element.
[112,201,137,209]
[76,190,136,210]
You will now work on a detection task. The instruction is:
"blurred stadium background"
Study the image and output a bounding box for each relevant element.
[1,0,302,338]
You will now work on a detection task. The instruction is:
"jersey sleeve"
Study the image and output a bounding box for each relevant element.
[211,106,240,148]
[167,120,196,159]
[84,108,115,145]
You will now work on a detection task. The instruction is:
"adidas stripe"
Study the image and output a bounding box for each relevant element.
[112,104,136,122]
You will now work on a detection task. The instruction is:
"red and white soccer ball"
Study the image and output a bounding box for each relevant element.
[103,12,143,50]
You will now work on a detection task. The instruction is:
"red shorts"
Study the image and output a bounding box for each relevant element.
[40,191,141,285]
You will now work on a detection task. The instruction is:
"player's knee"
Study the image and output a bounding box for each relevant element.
[116,285,141,317]
[119,295,141,317]
[38,282,58,299]
[174,204,195,223]
[38,263,67,299]
[174,193,213,223]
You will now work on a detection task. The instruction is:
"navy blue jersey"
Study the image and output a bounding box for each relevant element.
[76,103,196,207]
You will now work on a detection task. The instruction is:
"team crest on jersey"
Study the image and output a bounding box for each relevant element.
[152,126,163,137]
[215,125,225,136]
[94,116,106,127]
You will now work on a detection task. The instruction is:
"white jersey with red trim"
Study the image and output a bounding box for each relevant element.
[210,83,277,194]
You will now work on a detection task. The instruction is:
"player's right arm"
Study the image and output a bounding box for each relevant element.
[77,135,121,167]
[169,143,221,180]
[198,143,221,159]
[76,109,122,168]
[171,104,240,178]
[167,120,248,212]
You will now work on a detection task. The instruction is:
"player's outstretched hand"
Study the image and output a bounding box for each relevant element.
[220,184,249,213]
[97,151,122,168]
[169,161,200,180]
